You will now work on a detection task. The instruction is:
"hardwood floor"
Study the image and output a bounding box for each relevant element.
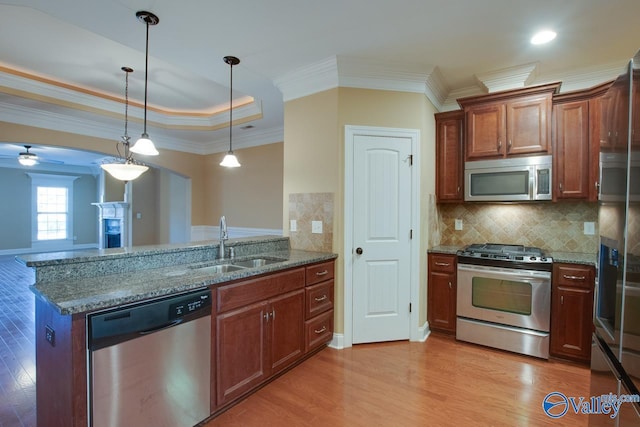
[0,254,591,426]
[0,255,36,427]
[203,335,590,427]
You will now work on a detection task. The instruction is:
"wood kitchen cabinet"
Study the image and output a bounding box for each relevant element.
[458,83,560,161]
[550,263,595,364]
[304,260,335,352]
[435,110,464,202]
[216,268,305,407]
[552,82,611,201]
[427,253,457,334]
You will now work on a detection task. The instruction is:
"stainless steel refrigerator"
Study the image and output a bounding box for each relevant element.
[591,50,640,426]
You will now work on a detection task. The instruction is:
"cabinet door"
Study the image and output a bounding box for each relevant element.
[436,111,464,201]
[216,301,268,406]
[506,95,551,155]
[554,100,591,199]
[592,89,619,150]
[550,286,594,363]
[465,102,505,160]
[427,270,456,333]
[268,289,304,375]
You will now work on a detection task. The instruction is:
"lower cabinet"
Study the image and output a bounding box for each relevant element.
[427,253,457,334]
[550,263,595,363]
[304,260,335,353]
[215,268,305,407]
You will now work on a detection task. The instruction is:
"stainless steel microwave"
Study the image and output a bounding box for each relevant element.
[464,155,552,202]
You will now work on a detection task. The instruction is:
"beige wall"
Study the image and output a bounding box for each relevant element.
[204,142,284,229]
[131,167,159,246]
[283,87,437,335]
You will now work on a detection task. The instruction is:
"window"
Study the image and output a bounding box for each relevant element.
[36,186,68,240]
[28,173,79,245]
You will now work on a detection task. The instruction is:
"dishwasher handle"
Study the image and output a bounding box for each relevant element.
[139,319,183,335]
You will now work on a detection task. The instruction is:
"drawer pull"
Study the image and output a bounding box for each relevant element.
[314,326,327,334]
[314,295,328,302]
[563,274,586,281]
[435,262,450,267]
[315,270,329,276]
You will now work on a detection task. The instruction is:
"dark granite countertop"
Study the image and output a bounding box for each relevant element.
[21,237,337,315]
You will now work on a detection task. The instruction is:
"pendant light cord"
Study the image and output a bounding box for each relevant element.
[229,60,233,152]
[143,20,150,135]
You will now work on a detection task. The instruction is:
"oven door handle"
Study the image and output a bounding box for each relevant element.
[457,263,551,279]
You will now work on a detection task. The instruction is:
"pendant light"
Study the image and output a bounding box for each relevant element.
[101,67,149,182]
[130,11,160,156]
[220,56,241,168]
[18,145,38,166]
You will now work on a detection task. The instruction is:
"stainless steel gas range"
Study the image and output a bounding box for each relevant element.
[456,243,553,359]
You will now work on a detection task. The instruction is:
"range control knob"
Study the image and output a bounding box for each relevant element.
[530,256,537,261]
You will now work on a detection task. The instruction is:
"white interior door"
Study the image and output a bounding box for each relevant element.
[352,134,412,344]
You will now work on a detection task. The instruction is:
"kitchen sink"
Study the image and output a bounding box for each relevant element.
[232,257,286,268]
[191,264,245,274]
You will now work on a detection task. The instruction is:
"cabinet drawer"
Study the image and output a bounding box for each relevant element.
[305,309,333,353]
[217,268,305,313]
[305,280,334,319]
[429,253,456,273]
[553,264,594,290]
[306,261,335,286]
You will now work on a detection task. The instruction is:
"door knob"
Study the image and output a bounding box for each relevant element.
[356,247,363,255]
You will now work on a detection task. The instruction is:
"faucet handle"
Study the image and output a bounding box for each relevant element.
[228,247,235,259]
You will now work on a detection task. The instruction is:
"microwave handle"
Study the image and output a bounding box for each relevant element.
[529,166,535,199]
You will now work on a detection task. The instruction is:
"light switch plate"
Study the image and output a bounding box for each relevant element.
[584,222,595,235]
[455,219,463,231]
[312,221,323,234]
[290,219,297,232]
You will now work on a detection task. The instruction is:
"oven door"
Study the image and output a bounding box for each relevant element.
[457,263,551,332]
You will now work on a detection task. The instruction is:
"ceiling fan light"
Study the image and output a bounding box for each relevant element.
[17,146,38,166]
[101,162,149,181]
[130,134,159,156]
[220,152,241,168]
[18,153,38,166]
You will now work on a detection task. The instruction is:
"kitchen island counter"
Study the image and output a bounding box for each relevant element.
[19,236,336,315]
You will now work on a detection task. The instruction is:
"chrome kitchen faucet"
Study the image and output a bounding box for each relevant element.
[219,215,228,259]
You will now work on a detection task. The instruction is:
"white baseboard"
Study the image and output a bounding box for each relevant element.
[416,321,431,342]
[0,242,98,256]
[191,226,282,242]
[328,333,345,349]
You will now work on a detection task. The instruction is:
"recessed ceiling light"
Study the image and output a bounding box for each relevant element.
[531,30,557,45]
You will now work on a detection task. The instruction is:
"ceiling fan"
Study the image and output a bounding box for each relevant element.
[0,144,65,166]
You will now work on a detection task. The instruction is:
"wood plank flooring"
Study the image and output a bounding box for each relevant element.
[203,336,590,427]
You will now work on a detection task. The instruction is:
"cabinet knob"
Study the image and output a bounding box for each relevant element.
[497,140,502,151]
[507,140,512,151]
[356,247,363,255]
[559,182,563,191]
[314,295,328,302]
[561,295,564,305]
[563,274,586,281]
[314,326,327,334]
[448,282,452,289]
[435,262,450,267]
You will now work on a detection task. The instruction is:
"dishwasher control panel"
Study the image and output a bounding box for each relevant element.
[169,291,211,319]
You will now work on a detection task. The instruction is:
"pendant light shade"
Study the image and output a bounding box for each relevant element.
[18,145,39,166]
[220,55,241,168]
[130,11,160,156]
[101,66,149,182]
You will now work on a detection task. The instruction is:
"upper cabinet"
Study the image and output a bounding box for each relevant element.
[458,83,560,161]
[435,110,464,202]
[553,82,612,201]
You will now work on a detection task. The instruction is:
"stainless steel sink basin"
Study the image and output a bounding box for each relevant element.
[232,257,285,268]
[192,264,245,274]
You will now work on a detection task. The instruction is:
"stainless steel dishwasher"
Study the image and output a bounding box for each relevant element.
[88,288,212,427]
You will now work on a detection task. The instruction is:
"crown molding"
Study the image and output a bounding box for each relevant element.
[539,61,627,93]
[337,56,433,93]
[424,66,449,111]
[475,62,539,93]
[273,57,339,102]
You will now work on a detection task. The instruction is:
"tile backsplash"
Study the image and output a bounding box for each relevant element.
[288,192,334,252]
[434,201,598,253]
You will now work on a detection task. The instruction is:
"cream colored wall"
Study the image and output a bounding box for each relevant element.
[283,87,437,336]
[131,167,159,246]
[204,142,284,229]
